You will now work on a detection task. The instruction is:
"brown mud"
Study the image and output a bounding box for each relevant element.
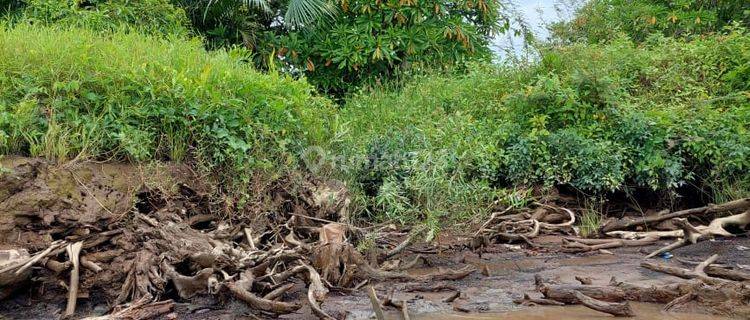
[0,158,748,319]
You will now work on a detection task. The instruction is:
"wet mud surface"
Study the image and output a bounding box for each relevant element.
[307,238,746,320]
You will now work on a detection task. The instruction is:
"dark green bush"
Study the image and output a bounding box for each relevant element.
[331,28,750,225]
[0,25,332,193]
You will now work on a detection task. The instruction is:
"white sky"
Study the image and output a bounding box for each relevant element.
[492,0,566,60]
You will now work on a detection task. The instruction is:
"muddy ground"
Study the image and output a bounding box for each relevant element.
[3,234,747,319]
[0,157,747,319]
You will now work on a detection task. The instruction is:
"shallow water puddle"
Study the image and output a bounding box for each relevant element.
[414,303,731,320]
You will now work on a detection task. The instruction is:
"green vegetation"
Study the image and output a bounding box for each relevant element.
[5,0,191,36]
[0,0,748,231]
[0,25,330,199]
[265,0,506,94]
[330,28,750,225]
[551,0,750,43]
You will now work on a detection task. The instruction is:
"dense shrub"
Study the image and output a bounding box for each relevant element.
[330,28,750,225]
[550,0,750,44]
[5,0,190,36]
[0,25,331,194]
[261,0,507,95]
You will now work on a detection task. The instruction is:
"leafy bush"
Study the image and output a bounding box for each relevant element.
[331,28,750,224]
[264,0,508,95]
[550,0,750,44]
[0,25,332,195]
[6,0,190,36]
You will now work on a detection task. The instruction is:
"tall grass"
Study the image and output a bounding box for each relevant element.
[0,25,332,196]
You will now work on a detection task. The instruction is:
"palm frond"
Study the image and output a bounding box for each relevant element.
[242,0,271,13]
[203,0,270,22]
[284,0,337,28]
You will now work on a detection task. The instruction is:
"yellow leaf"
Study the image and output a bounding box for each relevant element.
[695,16,701,24]
[649,16,657,25]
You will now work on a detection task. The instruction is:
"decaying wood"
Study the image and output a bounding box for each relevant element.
[366,285,386,320]
[0,240,66,276]
[65,241,83,317]
[562,236,658,253]
[641,254,729,285]
[513,293,565,306]
[601,198,750,232]
[404,283,458,292]
[81,297,174,320]
[645,211,750,258]
[226,271,302,314]
[529,261,750,318]
[474,204,576,246]
[573,291,634,317]
[263,283,295,300]
[160,261,213,299]
[304,263,335,320]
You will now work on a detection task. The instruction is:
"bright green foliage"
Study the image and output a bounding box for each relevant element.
[551,0,750,43]
[333,28,750,224]
[0,25,331,192]
[265,0,506,94]
[6,0,190,36]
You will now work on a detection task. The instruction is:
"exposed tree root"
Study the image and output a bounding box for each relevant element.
[562,236,658,253]
[81,297,175,320]
[644,211,750,258]
[0,160,489,319]
[601,198,750,233]
[473,203,576,247]
[527,256,750,318]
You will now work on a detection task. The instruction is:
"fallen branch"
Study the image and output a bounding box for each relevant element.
[562,236,658,253]
[226,271,301,314]
[82,297,174,320]
[641,254,729,285]
[602,198,750,232]
[573,291,634,317]
[263,283,294,300]
[303,263,335,320]
[65,241,83,317]
[645,211,750,258]
[513,293,565,306]
[366,286,386,320]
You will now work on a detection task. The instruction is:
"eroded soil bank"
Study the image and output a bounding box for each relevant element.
[0,158,747,319]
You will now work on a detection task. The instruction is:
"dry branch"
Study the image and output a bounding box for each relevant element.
[641,254,729,285]
[65,241,83,317]
[513,293,565,306]
[645,211,750,258]
[602,198,750,232]
[573,291,634,317]
[366,286,386,320]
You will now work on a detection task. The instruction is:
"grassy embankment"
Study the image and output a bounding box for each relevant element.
[0,23,748,234]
